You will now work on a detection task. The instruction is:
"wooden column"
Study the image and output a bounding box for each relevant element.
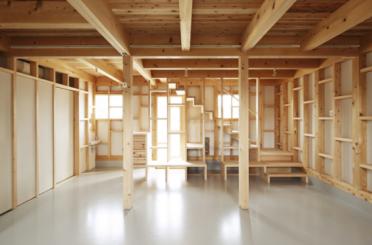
[239,55,249,209]
[123,55,134,210]
[352,57,361,189]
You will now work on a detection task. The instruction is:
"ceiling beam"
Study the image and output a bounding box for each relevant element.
[79,59,123,84]
[151,69,295,79]
[0,1,91,30]
[133,59,156,85]
[31,58,96,82]
[301,0,372,50]
[142,58,323,70]
[8,46,359,59]
[132,47,359,58]
[66,0,130,55]
[241,0,296,51]
[66,0,154,83]
[179,0,193,51]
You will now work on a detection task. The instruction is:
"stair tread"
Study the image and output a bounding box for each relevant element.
[267,172,307,177]
[260,150,294,156]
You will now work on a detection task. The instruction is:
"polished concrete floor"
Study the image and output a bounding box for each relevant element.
[0,169,372,245]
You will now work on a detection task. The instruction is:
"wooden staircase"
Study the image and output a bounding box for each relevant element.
[259,149,308,183]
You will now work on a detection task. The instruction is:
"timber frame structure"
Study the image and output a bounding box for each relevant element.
[1,0,372,212]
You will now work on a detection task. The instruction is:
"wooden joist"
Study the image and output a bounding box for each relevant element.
[301,0,372,50]
[142,58,322,70]
[79,59,123,84]
[132,47,359,59]
[241,0,296,51]
[66,0,154,84]
[66,0,130,55]
[151,69,296,79]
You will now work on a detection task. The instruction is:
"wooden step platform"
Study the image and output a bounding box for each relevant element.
[222,160,305,181]
[266,172,308,184]
[260,149,294,162]
[147,160,207,181]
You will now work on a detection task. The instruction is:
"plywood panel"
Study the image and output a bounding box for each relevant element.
[324,159,332,176]
[324,121,333,154]
[0,71,13,213]
[367,73,372,115]
[263,132,274,148]
[264,86,274,105]
[55,88,74,183]
[340,60,352,95]
[111,132,122,156]
[204,86,214,111]
[38,81,53,194]
[323,83,333,116]
[340,99,352,138]
[264,108,274,129]
[16,75,36,204]
[340,142,353,184]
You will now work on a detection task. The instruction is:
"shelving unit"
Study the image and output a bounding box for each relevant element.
[185,82,205,166]
[316,65,334,176]
[358,52,372,194]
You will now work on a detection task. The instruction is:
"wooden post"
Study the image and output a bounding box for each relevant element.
[239,55,249,209]
[123,55,134,210]
[10,57,17,208]
[352,57,361,189]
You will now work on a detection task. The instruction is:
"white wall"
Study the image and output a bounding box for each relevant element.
[16,75,36,205]
[0,70,13,213]
[55,88,74,183]
[38,82,54,194]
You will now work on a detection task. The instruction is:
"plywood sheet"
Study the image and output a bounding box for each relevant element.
[0,71,13,213]
[111,132,122,156]
[16,75,36,204]
[340,60,352,95]
[55,88,74,183]
[38,81,53,194]
[340,142,353,184]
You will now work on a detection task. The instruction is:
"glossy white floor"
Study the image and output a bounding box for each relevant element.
[0,169,372,245]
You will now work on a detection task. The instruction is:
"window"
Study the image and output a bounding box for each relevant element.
[95,94,123,119]
[218,94,239,119]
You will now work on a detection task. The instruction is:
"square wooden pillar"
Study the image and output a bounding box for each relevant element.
[239,55,249,209]
[123,55,133,210]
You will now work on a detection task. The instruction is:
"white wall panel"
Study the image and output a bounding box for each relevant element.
[0,71,13,213]
[16,75,36,204]
[38,81,53,194]
[55,88,74,183]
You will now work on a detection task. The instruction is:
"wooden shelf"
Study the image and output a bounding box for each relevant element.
[360,116,372,121]
[318,153,333,159]
[293,117,302,121]
[292,86,302,91]
[318,117,333,120]
[186,143,204,149]
[293,146,302,152]
[360,66,372,73]
[318,78,333,84]
[304,133,315,138]
[334,137,352,143]
[334,95,352,100]
[303,100,314,104]
[360,164,372,171]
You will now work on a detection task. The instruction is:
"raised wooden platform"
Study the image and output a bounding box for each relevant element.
[147,160,207,181]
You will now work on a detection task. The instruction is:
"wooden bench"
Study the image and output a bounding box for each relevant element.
[147,160,207,181]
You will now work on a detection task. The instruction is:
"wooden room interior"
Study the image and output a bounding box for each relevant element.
[0,0,372,244]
